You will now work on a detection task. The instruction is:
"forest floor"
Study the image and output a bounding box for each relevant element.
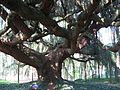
[0,79,120,90]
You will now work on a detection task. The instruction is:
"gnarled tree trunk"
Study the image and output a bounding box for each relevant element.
[0,0,119,90]
[0,42,69,89]
[35,48,69,89]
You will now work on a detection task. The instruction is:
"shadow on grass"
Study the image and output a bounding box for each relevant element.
[57,79,120,90]
[0,79,120,90]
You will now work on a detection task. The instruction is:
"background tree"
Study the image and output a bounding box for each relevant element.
[0,0,119,89]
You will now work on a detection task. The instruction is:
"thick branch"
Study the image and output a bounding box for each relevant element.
[0,42,44,68]
[0,6,35,45]
[0,0,69,39]
[69,1,101,54]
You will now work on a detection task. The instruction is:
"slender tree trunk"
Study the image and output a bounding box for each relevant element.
[84,62,87,80]
[106,65,109,79]
[114,66,119,83]
[94,61,97,78]
[79,63,81,78]
[109,60,112,83]
[72,60,75,80]
[101,65,103,78]
[18,62,20,83]
[98,61,100,79]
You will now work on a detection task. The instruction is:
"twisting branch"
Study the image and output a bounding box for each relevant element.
[0,6,34,45]
[0,0,69,39]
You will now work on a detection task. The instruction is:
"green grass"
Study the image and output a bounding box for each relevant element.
[0,80,11,84]
[0,79,120,90]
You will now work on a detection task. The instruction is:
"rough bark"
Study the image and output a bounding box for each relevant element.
[0,0,95,84]
[0,40,70,89]
[0,0,119,89]
[0,0,69,39]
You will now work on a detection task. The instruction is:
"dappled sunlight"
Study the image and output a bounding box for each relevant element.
[50,64,56,70]
[55,62,58,67]
[0,0,119,90]
[47,82,56,90]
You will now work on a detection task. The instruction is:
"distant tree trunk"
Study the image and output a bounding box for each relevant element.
[114,52,119,83]
[89,61,94,79]
[105,65,109,79]
[98,61,100,79]
[101,65,104,78]
[72,60,75,80]
[62,62,69,80]
[32,67,34,82]
[94,61,97,78]
[109,60,112,83]
[79,63,81,78]
[114,65,119,83]
[84,62,87,80]
[18,62,20,83]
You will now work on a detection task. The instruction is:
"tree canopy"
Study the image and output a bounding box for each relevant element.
[0,0,120,89]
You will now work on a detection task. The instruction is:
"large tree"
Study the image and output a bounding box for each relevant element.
[0,0,119,89]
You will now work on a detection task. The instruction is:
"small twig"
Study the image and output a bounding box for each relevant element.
[28,32,50,42]
[57,9,81,23]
